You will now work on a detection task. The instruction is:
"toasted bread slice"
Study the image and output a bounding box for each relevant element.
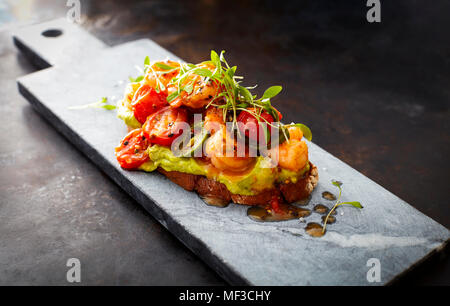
[157,162,318,205]
[280,163,318,203]
[129,126,318,204]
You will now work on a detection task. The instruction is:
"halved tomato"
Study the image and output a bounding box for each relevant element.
[115,129,149,169]
[237,108,282,142]
[143,106,188,146]
[132,83,168,124]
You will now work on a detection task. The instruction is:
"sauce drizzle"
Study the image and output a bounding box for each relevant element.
[201,196,230,208]
[322,215,336,224]
[313,204,329,214]
[322,191,336,201]
[295,195,311,206]
[305,222,325,237]
[247,203,311,222]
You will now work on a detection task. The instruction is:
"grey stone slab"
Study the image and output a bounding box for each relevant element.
[12,18,107,69]
[13,19,449,285]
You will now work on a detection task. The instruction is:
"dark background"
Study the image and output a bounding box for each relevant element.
[0,0,448,285]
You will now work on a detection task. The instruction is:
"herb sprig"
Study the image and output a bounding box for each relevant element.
[322,180,363,233]
[68,97,116,110]
[164,50,287,130]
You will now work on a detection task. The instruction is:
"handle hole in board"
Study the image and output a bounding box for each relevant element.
[41,29,63,38]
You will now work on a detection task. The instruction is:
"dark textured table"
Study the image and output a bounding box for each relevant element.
[0,0,449,285]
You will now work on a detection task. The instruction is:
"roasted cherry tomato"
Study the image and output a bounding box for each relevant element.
[131,83,168,124]
[143,106,188,146]
[115,129,150,169]
[237,108,282,142]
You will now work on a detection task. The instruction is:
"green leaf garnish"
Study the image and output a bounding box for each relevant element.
[279,123,313,143]
[68,97,116,110]
[194,68,213,78]
[154,62,175,70]
[101,104,117,110]
[143,56,151,74]
[144,56,150,66]
[262,86,282,100]
[167,91,179,103]
[211,50,220,67]
[322,180,363,233]
[227,66,237,78]
[296,124,312,141]
[238,86,253,102]
[129,75,144,83]
[338,201,363,209]
[332,180,342,187]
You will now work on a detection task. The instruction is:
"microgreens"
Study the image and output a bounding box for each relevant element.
[129,50,312,145]
[68,97,116,110]
[128,56,177,85]
[129,75,144,83]
[144,56,150,68]
[322,180,363,233]
[166,50,288,131]
[154,62,175,70]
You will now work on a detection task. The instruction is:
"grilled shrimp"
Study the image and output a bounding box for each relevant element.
[144,60,180,89]
[267,125,308,172]
[287,126,304,140]
[204,106,224,133]
[270,139,308,172]
[168,62,221,109]
[185,78,220,109]
[205,126,255,172]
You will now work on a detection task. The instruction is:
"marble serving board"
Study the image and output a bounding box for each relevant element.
[13,18,449,285]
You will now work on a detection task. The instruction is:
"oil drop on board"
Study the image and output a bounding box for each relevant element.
[247,203,311,222]
[200,178,360,238]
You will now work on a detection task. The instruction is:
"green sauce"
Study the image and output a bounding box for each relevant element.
[138,145,309,196]
[116,100,141,129]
